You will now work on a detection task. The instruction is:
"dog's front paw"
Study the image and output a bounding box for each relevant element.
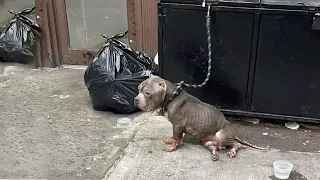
[162,137,175,144]
[162,137,184,146]
[163,145,177,152]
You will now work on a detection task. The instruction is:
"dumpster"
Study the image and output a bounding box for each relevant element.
[158,0,320,123]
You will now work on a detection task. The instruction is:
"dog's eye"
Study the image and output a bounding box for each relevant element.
[145,91,151,96]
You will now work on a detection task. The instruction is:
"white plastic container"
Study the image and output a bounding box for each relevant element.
[117,118,132,128]
[273,160,293,179]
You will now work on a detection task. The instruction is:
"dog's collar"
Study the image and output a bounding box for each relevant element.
[158,97,169,116]
[158,85,183,116]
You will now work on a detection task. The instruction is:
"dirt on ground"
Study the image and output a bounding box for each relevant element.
[229,117,320,153]
[184,116,320,153]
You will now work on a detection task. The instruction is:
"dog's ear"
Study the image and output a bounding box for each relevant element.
[158,79,167,91]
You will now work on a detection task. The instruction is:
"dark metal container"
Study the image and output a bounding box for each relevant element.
[158,0,320,123]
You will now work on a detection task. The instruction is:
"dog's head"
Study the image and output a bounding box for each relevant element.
[134,75,167,111]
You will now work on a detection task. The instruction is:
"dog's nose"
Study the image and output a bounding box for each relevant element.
[134,97,139,106]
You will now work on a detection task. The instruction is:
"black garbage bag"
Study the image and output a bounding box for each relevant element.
[84,31,157,114]
[0,7,41,64]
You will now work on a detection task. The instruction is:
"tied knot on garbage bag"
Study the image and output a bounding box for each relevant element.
[0,7,41,64]
[84,31,158,114]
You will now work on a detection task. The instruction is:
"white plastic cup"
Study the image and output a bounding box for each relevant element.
[117,118,132,128]
[273,160,294,179]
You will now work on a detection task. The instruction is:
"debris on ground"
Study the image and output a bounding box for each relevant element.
[50,95,71,99]
[263,133,268,136]
[245,118,260,125]
[302,140,310,146]
[300,123,320,130]
[285,122,300,130]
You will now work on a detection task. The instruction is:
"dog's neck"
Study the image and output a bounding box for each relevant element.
[159,80,183,115]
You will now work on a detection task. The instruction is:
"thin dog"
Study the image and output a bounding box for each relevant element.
[134,75,267,161]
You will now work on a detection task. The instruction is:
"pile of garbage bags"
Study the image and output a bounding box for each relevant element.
[0,7,41,64]
[84,31,158,114]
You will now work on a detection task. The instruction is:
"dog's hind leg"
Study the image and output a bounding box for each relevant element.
[201,135,220,161]
[227,142,243,158]
[215,123,246,159]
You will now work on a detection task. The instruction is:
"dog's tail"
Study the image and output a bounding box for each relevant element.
[235,136,269,150]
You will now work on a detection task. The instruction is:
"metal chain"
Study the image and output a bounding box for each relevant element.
[168,5,212,101]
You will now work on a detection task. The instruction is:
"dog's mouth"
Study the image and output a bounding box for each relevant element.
[135,103,150,112]
[135,95,166,112]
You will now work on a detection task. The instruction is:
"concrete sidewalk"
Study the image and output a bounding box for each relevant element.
[1,63,320,180]
[0,63,148,180]
[105,116,320,180]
